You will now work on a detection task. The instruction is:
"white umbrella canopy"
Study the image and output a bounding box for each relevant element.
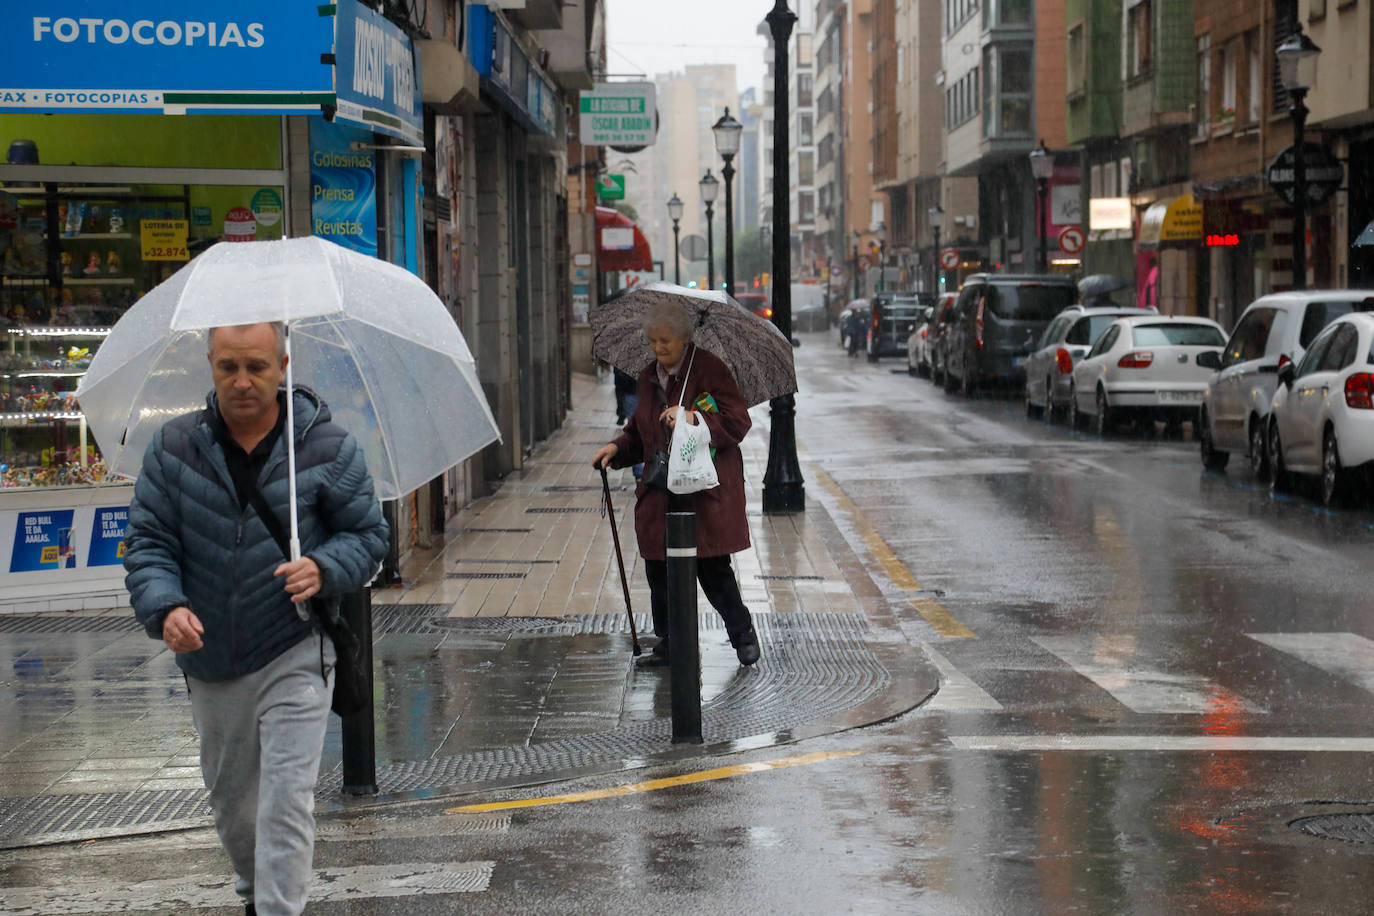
[76,237,501,509]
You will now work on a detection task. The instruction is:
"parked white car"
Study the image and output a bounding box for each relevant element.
[1267,312,1374,506]
[1199,290,1374,475]
[1068,315,1227,436]
[1023,305,1154,420]
[906,300,947,376]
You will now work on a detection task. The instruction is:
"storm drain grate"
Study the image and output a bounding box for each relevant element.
[526,507,602,514]
[429,616,567,632]
[371,603,451,636]
[0,615,138,634]
[453,558,558,565]
[461,527,533,534]
[444,572,529,580]
[756,575,825,581]
[1292,813,1374,845]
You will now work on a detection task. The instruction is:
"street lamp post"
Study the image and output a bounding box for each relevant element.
[713,108,743,295]
[700,170,719,292]
[851,230,860,300]
[1029,140,1053,274]
[667,192,684,285]
[875,222,887,294]
[1278,26,1322,292]
[928,204,944,294]
[763,0,804,514]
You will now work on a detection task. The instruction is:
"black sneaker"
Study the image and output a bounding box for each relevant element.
[730,627,760,666]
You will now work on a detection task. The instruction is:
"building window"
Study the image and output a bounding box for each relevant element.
[1194,34,1210,137]
[945,67,980,129]
[1246,29,1261,124]
[800,113,814,145]
[989,0,1031,27]
[1127,0,1153,79]
[1067,23,1086,97]
[945,0,980,36]
[983,44,1032,138]
[1220,40,1237,125]
[797,72,813,108]
[798,191,815,222]
[798,151,815,186]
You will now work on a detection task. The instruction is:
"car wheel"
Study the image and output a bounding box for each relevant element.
[1248,418,1270,483]
[1067,385,1082,430]
[1043,379,1061,423]
[961,364,976,397]
[1321,427,1348,508]
[1094,388,1113,438]
[1199,408,1229,472]
[1269,421,1290,494]
[932,363,943,385]
[943,364,959,393]
[1024,383,1042,419]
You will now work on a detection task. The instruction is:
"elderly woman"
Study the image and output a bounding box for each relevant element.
[593,302,760,668]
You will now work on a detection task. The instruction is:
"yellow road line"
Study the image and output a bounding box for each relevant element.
[445,750,866,814]
[811,466,976,639]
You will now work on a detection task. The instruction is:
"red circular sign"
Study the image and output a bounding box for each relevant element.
[224,206,257,242]
[1058,225,1086,255]
[939,248,961,270]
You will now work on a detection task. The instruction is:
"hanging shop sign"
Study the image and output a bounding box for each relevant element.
[1138,195,1203,248]
[1266,142,1344,208]
[1089,197,1133,231]
[309,118,378,257]
[579,83,657,148]
[332,0,423,145]
[0,1,335,114]
[598,174,626,201]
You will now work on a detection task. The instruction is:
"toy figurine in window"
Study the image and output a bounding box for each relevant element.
[83,251,101,275]
[106,250,120,274]
[86,204,103,234]
[66,346,91,367]
[108,208,124,233]
[60,250,72,275]
[59,288,76,324]
[64,201,84,237]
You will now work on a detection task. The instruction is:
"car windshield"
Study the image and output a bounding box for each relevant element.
[986,285,1077,321]
[1298,299,1374,347]
[1131,323,1226,347]
[884,304,923,319]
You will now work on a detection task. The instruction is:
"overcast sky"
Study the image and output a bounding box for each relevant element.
[604,0,771,95]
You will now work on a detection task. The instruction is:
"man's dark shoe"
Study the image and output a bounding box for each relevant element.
[731,627,761,666]
[245,904,256,916]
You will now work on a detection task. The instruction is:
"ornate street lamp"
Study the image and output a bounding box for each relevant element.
[1278,25,1321,291]
[1028,140,1053,273]
[851,229,861,300]
[712,108,744,295]
[875,222,887,293]
[667,192,684,285]
[699,170,719,293]
[928,204,945,294]
[763,0,804,513]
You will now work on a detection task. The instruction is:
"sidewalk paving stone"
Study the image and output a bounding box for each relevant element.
[0,370,937,848]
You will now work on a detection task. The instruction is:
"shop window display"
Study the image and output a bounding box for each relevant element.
[0,182,277,488]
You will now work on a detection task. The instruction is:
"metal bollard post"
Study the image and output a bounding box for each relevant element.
[339,586,378,795]
[666,511,703,744]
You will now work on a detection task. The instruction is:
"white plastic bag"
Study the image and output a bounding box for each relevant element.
[667,406,718,494]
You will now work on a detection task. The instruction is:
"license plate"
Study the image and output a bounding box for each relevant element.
[1159,390,1201,403]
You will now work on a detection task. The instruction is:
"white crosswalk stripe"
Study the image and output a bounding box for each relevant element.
[1032,635,1262,714]
[920,643,1003,711]
[1247,632,1374,694]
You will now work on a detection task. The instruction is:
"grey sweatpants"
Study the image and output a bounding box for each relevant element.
[188,632,334,916]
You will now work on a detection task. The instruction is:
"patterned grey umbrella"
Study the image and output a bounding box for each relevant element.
[591,282,798,407]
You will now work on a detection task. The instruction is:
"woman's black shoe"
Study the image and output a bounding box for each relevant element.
[731,627,760,666]
[635,643,670,668]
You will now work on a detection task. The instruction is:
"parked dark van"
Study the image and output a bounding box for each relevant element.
[943,274,1079,394]
[867,291,934,361]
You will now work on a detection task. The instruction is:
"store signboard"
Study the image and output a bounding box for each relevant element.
[87,506,129,567]
[139,219,189,261]
[309,118,378,258]
[9,509,76,572]
[332,0,424,145]
[579,83,657,147]
[0,1,335,114]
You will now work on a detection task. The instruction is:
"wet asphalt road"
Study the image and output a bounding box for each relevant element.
[6,329,1374,914]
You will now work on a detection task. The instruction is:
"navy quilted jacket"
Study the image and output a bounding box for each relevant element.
[124,387,388,682]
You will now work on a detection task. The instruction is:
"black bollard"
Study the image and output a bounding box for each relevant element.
[339,586,378,795]
[666,511,703,744]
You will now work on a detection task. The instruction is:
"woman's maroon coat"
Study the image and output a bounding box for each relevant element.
[610,344,752,560]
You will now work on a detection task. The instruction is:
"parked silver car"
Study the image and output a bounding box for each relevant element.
[1023,305,1154,420]
[1198,290,1374,475]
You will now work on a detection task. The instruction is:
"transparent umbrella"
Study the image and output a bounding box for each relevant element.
[76,236,500,557]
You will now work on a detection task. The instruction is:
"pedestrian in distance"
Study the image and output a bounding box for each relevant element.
[124,321,388,916]
[844,309,867,358]
[592,302,761,668]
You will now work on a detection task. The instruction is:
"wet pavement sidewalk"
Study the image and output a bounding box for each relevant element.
[0,369,937,849]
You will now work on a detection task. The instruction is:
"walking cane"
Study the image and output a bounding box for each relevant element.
[599,465,642,655]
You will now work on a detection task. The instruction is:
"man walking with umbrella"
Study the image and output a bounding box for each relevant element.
[124,321,387,916]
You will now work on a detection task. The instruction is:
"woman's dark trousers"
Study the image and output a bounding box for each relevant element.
[643,555,752,655]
